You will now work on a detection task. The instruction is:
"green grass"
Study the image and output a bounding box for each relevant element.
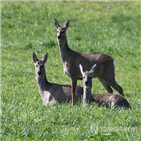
[1,1,141,141]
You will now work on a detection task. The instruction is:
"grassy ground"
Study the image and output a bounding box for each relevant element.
[1,1,141,141]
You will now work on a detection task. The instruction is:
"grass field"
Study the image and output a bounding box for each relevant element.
[1,1,141,141]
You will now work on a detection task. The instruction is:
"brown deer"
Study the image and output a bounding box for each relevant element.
[33,52,83,106]
[54,19,124,106]
[79,64,131,108]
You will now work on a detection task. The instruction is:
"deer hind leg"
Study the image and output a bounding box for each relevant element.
[71,78,77,106]
[104,78,124,96]
[110,81,124,96]
[98,78,113,93]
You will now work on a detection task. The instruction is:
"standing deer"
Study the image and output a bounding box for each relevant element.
[54,19,124,106]
[33,52,83,106]
[79,64,131,108]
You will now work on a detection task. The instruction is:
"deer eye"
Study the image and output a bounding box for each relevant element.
[36,65,38,67]
[40,65,44,68]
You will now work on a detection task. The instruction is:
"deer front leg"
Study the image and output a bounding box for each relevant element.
[71,78,77,106]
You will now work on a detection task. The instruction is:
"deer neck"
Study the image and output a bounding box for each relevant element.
[36,74,49,100]
[84,87,93,102]
[58,39,71,62]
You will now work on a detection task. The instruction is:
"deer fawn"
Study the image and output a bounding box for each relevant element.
[33,52,83,106]
[79,64,131,108]
[54,19,124,106]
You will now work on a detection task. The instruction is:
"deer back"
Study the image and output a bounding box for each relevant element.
[92,93,131,108]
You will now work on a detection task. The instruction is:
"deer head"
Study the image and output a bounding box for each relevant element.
[79,64,97,90]
[33,52,48,82]
[54,19,69,45]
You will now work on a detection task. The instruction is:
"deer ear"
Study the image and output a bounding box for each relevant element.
[64,20,69,29]
[79,64,83,75]
[79,64,86,76]
[54,19,60,29]
[42,52,48,63]
[33,52,39,63]
[90,64,97,76]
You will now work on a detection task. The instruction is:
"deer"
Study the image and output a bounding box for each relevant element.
[54,19,124,106]
[79,64,131,108]
[33,52,83,106]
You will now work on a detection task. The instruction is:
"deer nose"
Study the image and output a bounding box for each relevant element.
[38,71,41,76]
[85,81,89,86]
[58,35,61,39]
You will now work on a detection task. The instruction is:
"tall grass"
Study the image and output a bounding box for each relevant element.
[1,1,141,140]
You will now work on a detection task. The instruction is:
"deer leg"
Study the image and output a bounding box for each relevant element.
[107,80,124,96]
[71,78,77,106]
[98,78,113,93]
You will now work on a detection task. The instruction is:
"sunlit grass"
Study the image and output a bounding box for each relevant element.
[1,1,141,140]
